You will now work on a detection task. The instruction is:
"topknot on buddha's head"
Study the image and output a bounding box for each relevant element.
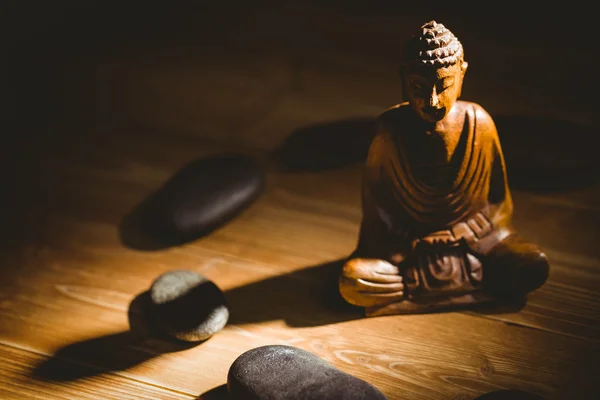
[402,20,464,68]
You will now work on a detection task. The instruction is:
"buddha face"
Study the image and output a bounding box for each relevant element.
[403,61,467,123]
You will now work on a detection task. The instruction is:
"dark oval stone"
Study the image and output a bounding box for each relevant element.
[149,270,229,342]
[227,345,388,400]
[144,153,265,244]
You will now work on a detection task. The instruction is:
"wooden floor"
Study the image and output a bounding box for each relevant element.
[2,3,598,399]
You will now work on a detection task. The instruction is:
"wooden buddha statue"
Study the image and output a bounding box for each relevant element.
[339,20,549,316]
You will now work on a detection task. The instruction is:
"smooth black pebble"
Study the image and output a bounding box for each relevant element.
[149,153,265,242]
[227,345,388,399]
[149,270,229,342]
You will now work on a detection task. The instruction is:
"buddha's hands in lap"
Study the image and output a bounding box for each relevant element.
[339,258,405,307]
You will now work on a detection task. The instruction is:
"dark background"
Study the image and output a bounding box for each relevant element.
[1,1,596,232]
[2,1,593,137]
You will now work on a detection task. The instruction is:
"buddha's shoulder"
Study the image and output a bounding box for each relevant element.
[377,102,412,127]
[455,101,495,126]
[377,101,496,124]
[375,101,497,139]
[455,101,499,144]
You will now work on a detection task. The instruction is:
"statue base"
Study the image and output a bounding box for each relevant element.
[365,291,495,317]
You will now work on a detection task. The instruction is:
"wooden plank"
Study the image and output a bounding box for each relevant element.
[1,235,599,400]
[2,127,598,398]
[0,343,195,400]
[510,191,600,259]
[467,251,600,341]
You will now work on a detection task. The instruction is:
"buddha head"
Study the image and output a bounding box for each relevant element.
[400,21,468,123]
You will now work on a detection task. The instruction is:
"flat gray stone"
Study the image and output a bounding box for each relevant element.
[227,345,387,399]
[149,270,228,342]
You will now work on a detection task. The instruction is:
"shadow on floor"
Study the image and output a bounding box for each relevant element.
[273,115,598,192]
[30,291,200,382]
[273,117,377,172]
[224,258,363,327]
[223,258,526,327]
[119,153,265,251]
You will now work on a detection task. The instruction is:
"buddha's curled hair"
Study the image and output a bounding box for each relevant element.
[402,20,464,67]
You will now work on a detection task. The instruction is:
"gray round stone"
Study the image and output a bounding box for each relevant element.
[227,345,388,399]
[149,270,228,342]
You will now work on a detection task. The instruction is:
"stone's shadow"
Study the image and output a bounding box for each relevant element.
[493,115,598,192]
[119,153,266,251]
[273,117,377,172]
[274,116,597,192]
[474,389,545,399]
[119,187,190,251]
[197,384,229,400]
[224,259,363,327]
[31,291,200,382]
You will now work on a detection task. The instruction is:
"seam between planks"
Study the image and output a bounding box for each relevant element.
[459,311,599,344]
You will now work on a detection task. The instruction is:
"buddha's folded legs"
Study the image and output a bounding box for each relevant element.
[339,233,549,316]
[481,234,550,299]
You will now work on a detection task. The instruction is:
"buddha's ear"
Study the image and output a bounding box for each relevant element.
[461,61,468,76]
[456,61,468,99]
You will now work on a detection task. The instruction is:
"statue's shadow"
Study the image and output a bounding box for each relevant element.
[273,117,377,173]
[223,257,526,328]
[224,258,362,327]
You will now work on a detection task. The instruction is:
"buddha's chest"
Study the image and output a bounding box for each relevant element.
[399,131,464,188]
[412,163,459,188]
